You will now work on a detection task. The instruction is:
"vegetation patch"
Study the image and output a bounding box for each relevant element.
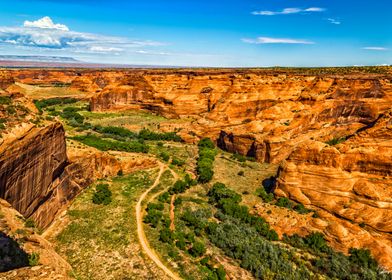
[71,134,149,153]
[196,138,217,183]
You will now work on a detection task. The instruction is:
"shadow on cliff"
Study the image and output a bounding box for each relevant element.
[0,231,30,272]
[262,176,276,193]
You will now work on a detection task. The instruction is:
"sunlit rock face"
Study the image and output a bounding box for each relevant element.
[2,68,392,268]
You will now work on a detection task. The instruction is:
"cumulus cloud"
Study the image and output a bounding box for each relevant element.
[362,47,388,51]
[24,16,69,31]
[0,16,165,53]
[242,37,315,45]
[252,7,325,16]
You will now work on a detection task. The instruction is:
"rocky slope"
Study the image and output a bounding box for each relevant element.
[0,198,71,279]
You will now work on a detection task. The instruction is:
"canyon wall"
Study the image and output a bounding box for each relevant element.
[0,123,68,228]
[2,68,392,268]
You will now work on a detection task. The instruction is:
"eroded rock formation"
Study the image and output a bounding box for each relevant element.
[1,67,392,269]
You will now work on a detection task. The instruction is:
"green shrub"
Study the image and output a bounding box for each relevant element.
[256,187,274,203]
[24,218,35,228]
[171,157,185,166]
[198,138,215,149]
[158,192,170,203]
[293,203,311,214]
[326,136,347,146]
[208,182,242,205]
[92,184,112,205]
[147,202,164,211]
[0,96,12,105]
[159,152,170,162]
[189,241,206,257]
[28,252,40,266]
[304,232,328,252]
[348,248,377,270]
[276,197,294,209]
[6,106,16,115]
[144,209,163,228]
[159,228,173,243]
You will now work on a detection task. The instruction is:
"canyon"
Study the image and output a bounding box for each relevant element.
[0,67,391,276]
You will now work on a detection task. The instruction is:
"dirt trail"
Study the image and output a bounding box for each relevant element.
[170,194,176,231]
[136,163,181,280]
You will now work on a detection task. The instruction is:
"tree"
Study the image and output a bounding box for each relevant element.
[304,232,328,252]
[92,184,112,205]
[349,248,377,270]
[159,228,173,243]
[189,241,206,257]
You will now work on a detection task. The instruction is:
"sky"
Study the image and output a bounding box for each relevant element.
[0,0,390,67]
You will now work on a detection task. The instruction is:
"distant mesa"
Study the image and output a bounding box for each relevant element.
[0,55,80,63]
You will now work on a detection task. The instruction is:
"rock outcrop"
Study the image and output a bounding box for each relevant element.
[0,123,68,229]
[275,110,392,269]
[0,198,71,279]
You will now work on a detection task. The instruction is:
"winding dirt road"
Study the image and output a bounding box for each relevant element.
[136,163,181,280]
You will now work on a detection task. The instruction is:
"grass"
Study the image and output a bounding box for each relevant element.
[55,169,169,280]
[212,152,278,207]
[16,82,86,99]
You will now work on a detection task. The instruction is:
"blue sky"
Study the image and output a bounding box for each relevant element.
[0,0,390,67]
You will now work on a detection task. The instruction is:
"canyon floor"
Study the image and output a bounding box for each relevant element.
[0,67,392,280]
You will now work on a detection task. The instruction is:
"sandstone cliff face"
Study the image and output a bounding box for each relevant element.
[87,71,392,163]
[275,110,392,269]
[0,123,68,229]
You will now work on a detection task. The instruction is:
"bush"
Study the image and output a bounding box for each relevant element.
[158,192,170,203]
[92,184,112,205]
[256,187,274,203]
[349,248,377,270]
[159,152,170,162]
[293,203,311,214]
[171,157,185,166]
[24,218,35,228]
[159,228,173,243]
[147,202,164,211]
[189,241,206,257]
[326,136,347,146]
[61,108,84,124]
[237,170,244,176]
[144,209,163,228]
[198,138,215,149]
[0,96,12,105]
[28,252,40,266]
[208,182,242,205]
[276,197,293,209]
[304,232,328,252]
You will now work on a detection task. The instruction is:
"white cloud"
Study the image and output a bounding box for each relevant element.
[89,46,124,53]
[0,16,166,53]
[24,16,69,31]
[327,18,341,25]
[242,37,315,45]
[362,47,388,51]
[252,7,325,16]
